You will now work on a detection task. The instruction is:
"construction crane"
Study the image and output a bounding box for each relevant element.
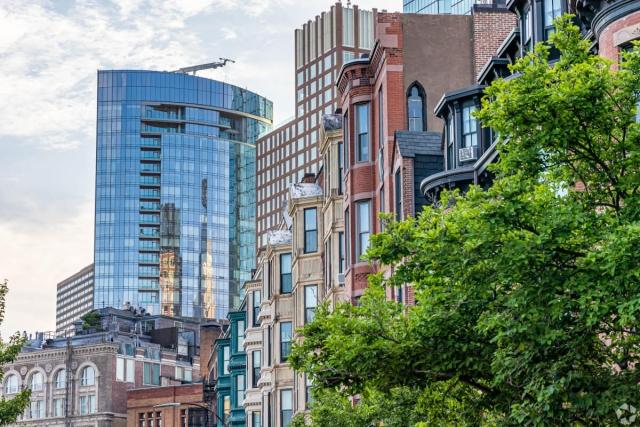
[173,58,235,75]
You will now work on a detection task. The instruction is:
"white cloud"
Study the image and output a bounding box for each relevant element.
[0,1,211,151]
[221,27,238,40]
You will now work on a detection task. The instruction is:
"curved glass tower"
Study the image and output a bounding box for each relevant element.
[94,70,272,319]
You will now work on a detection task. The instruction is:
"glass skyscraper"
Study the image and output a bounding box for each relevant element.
[94,70,272,319]
[403,0,490,14]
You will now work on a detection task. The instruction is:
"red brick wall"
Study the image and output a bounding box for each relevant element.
[401,158,415,219]
[598,10,640,63]
[472,8,517,78]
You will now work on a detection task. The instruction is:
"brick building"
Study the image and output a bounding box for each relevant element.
[127,384,208,427]
[336,6,515,301]
[2,308,208,426]
[421,0,640,202]
[256,3,376,246]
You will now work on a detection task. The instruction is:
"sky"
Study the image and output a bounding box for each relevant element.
[0,0,401,338]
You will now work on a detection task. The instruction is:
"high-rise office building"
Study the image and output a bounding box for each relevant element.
[403,0,498,15]
[94,70,272,319]
[56,263,94,336]
[255,3,375,246]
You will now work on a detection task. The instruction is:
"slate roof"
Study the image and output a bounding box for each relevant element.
[395,131,442,157]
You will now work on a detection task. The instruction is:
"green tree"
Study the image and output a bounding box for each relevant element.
[0,280,30,425]
[290,16,640,426]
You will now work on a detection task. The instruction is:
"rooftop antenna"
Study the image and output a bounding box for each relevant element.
[173,58,236,76]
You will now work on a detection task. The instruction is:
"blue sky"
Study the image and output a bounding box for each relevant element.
[0,0,401,337]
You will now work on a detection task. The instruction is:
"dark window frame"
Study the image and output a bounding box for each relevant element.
[304,285,318,324]
[356,103,370,162]
[279,253,292,294]
[303,208,318,253]
[407,82,426,132]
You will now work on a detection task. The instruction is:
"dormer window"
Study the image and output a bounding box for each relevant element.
[407,84,426,131]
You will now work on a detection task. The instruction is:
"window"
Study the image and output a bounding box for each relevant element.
[143,362,160,386]
[306,375,313,406]
[236,320,245,352]
[30,372,44,391]
[79,394,96,415]
[117,357,135,382]
[462,103,478,148]
[223,395,231,424]
[4,374,18,394]
[343,110,349,170]
[252,351,261,388]
[343,7,354,47]
[236,374,245,405]
[252,290,261,327]
[30,399,45,419]
[356,201,371,261]
[338,141,344,195]
[80,366,96,386]
[280,322,293,362]
[338,232,345,273]
[345,208,351,267]
[223,345,230,374]
[378,86,384,148]
[55,369,66,389]
[175,366,193,382]
[304,285,318,323]
[380,187,385,230]
[356,103,370,162]
[303,208,318,253]
[280,253,292,293]
[395,170,402,220]
[54,398,65,417]
[544,0,562,38]
[359,10,373,49]
[408,85,425,132]
[447,117,454,170]
[281,389,293,427]
[522,6,533,53]
[252,411,262,427]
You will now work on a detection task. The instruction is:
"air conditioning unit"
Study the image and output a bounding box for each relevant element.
[458,147,477,162]
[337,273,345,287]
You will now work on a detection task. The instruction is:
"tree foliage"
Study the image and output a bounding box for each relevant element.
[0,280,30,425]
[290,17,640,426]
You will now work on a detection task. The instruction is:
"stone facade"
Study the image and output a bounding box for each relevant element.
[2,343,125,427]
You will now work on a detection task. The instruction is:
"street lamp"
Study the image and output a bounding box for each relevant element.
[153,402,229,427]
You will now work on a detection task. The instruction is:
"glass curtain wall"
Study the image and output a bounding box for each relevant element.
[95,70,272,318]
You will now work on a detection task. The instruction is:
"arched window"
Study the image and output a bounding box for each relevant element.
[4,375,18,394]
[55,369,66,389]
[407,84,425,132]
[80,366,95,386]
[29,372,43,391]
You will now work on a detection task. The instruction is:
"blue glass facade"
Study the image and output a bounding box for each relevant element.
[403,0,486,14]
[94,70,272,318]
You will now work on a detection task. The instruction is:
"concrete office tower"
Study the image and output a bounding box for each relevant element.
[56,264,94,337]
[255,2,375,246]
[94,70,272,319]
